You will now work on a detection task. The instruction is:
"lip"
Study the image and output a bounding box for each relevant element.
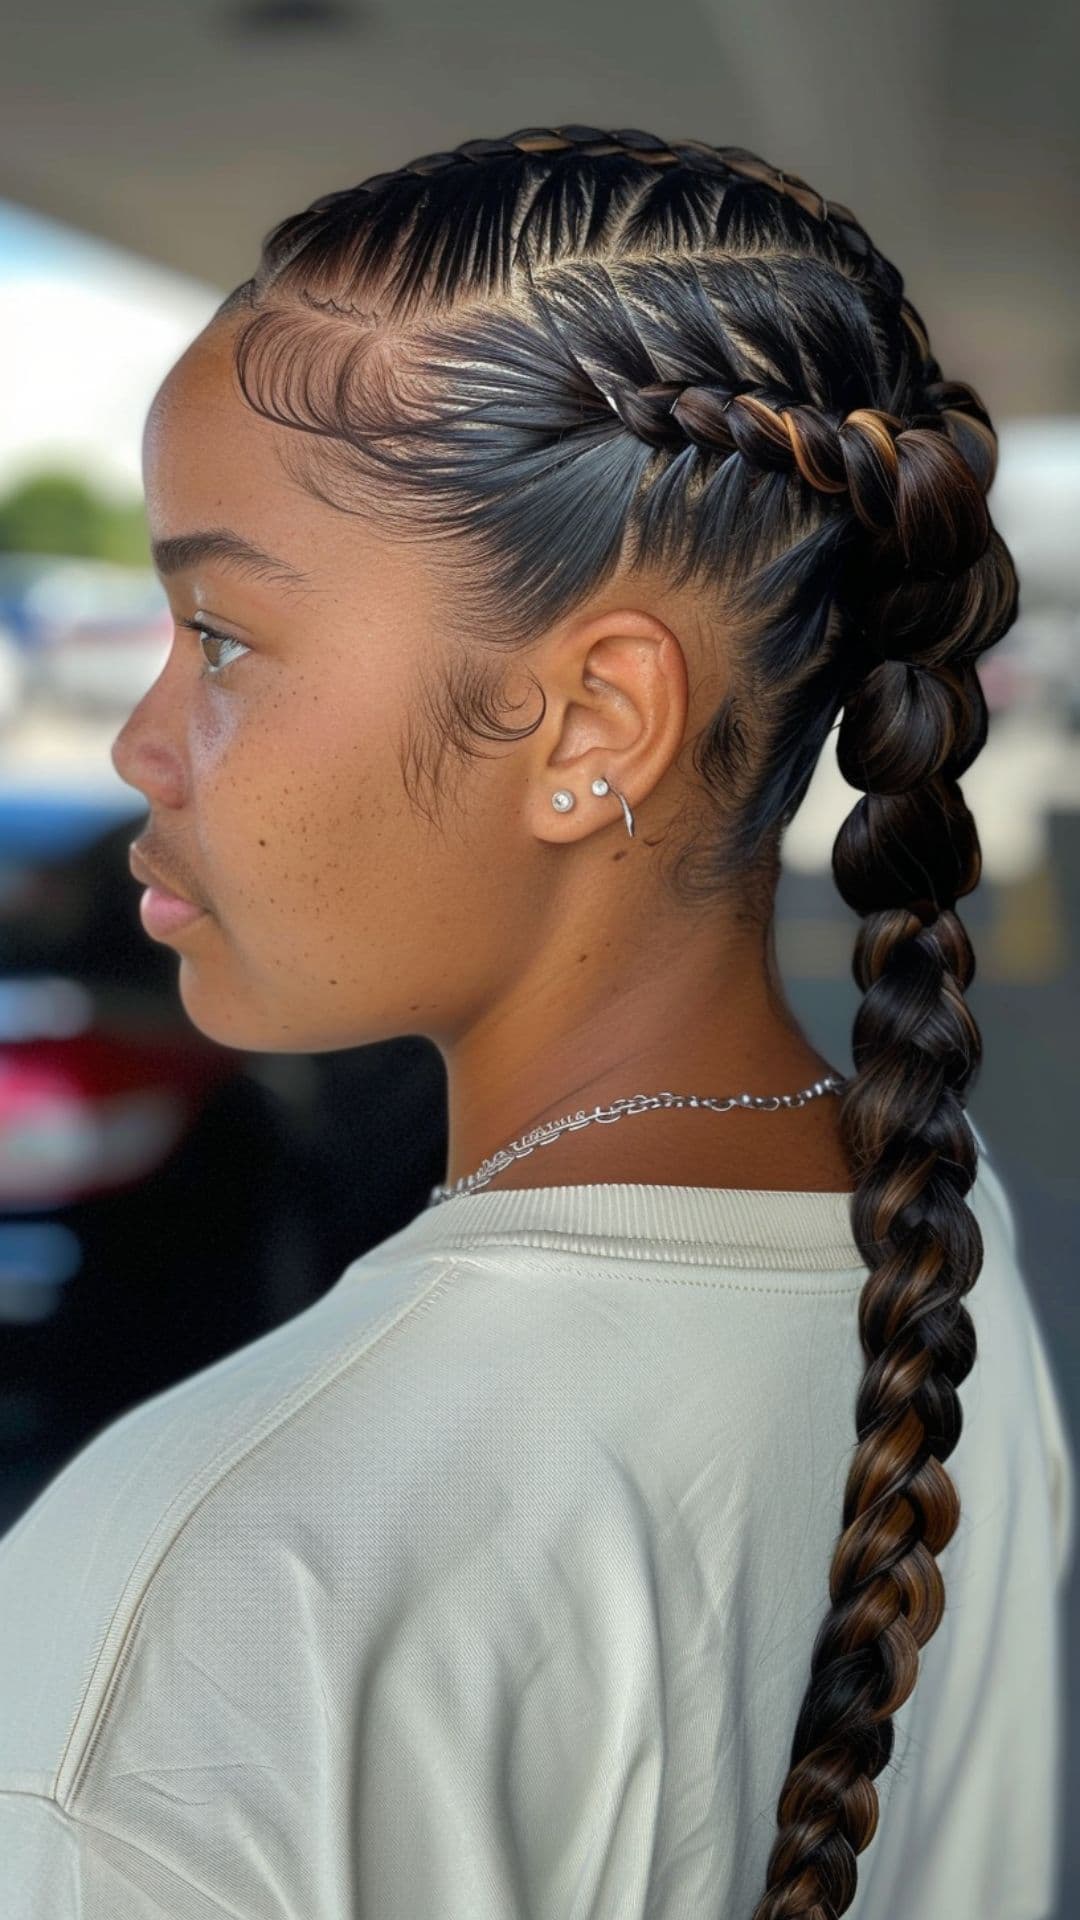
[129,844,208,938]
[138,885,207,938]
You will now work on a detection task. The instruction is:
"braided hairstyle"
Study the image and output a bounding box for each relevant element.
[211,127,1019,1917]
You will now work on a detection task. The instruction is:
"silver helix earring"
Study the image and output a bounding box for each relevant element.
[550,775,635,838]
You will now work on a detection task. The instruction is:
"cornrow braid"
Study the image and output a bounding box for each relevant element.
[214,128,1020,1918]
[249,121,895,320]
[601,377,988,581]
[345,123,847,227]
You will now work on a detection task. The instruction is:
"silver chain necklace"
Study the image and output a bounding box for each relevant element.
[427,1075,848,1205]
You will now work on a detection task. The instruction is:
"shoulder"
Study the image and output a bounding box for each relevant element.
[0,1237,637,1780]
[0,1243,654,1914]
[0,1243,464,1799]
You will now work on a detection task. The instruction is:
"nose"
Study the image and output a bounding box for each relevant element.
[109,679,186,811]
[110,708,143,793]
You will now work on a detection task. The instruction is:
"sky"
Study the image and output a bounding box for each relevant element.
[0,199,222,500]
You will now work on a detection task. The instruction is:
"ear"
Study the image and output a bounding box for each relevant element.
[527,606,690,846]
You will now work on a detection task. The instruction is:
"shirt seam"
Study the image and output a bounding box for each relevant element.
[445,1244,864,1290]
[430,1229,868,1281]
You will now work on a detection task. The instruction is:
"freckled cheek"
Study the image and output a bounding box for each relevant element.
[302,735,394,857]
[191,692,400,915]
[185,716,283,905]
[245,726,390,907]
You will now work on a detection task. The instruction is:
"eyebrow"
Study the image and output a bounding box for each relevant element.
[150,528,315,595]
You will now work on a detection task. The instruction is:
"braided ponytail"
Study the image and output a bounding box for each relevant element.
[748,393,1017,1920]
[213,128,1021,1916]
[598,364,1019,1920]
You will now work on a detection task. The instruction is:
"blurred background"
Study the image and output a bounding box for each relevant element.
[0,0,1075,1900]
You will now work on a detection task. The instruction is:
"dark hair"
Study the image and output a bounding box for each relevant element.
[212,127,1018,1917]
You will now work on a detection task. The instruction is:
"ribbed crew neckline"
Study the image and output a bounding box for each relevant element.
[380,1181,866,1273]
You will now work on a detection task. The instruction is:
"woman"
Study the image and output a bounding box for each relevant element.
[0,127,1072,1918]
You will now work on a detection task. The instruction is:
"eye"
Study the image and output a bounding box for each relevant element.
[177,616,251,680]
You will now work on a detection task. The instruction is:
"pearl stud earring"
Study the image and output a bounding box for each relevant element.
[551,774,635,838]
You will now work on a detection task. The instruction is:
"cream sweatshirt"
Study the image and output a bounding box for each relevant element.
[0,1117,1072,1919]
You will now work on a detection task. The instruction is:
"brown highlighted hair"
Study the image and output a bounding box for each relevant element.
[212,128,1018,1916]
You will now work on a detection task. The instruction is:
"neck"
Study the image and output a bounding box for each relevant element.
[438,922,853,1196]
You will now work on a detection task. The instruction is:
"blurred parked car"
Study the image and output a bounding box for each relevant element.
[0,789,315,1470]
[0,620,25,735]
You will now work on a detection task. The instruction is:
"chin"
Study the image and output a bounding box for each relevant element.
[177,969,376,1056]
[174,969,284,1052]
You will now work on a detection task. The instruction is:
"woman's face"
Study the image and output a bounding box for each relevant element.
[112,315,561,1055]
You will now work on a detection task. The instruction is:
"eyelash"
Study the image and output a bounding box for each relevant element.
[177,617,251,680]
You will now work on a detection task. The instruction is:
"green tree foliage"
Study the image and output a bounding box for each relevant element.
[0,469,150,566]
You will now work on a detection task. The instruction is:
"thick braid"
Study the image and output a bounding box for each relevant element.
[762,416,1008,1920]
[599,369,995,558]
[624,375,1010,1920]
